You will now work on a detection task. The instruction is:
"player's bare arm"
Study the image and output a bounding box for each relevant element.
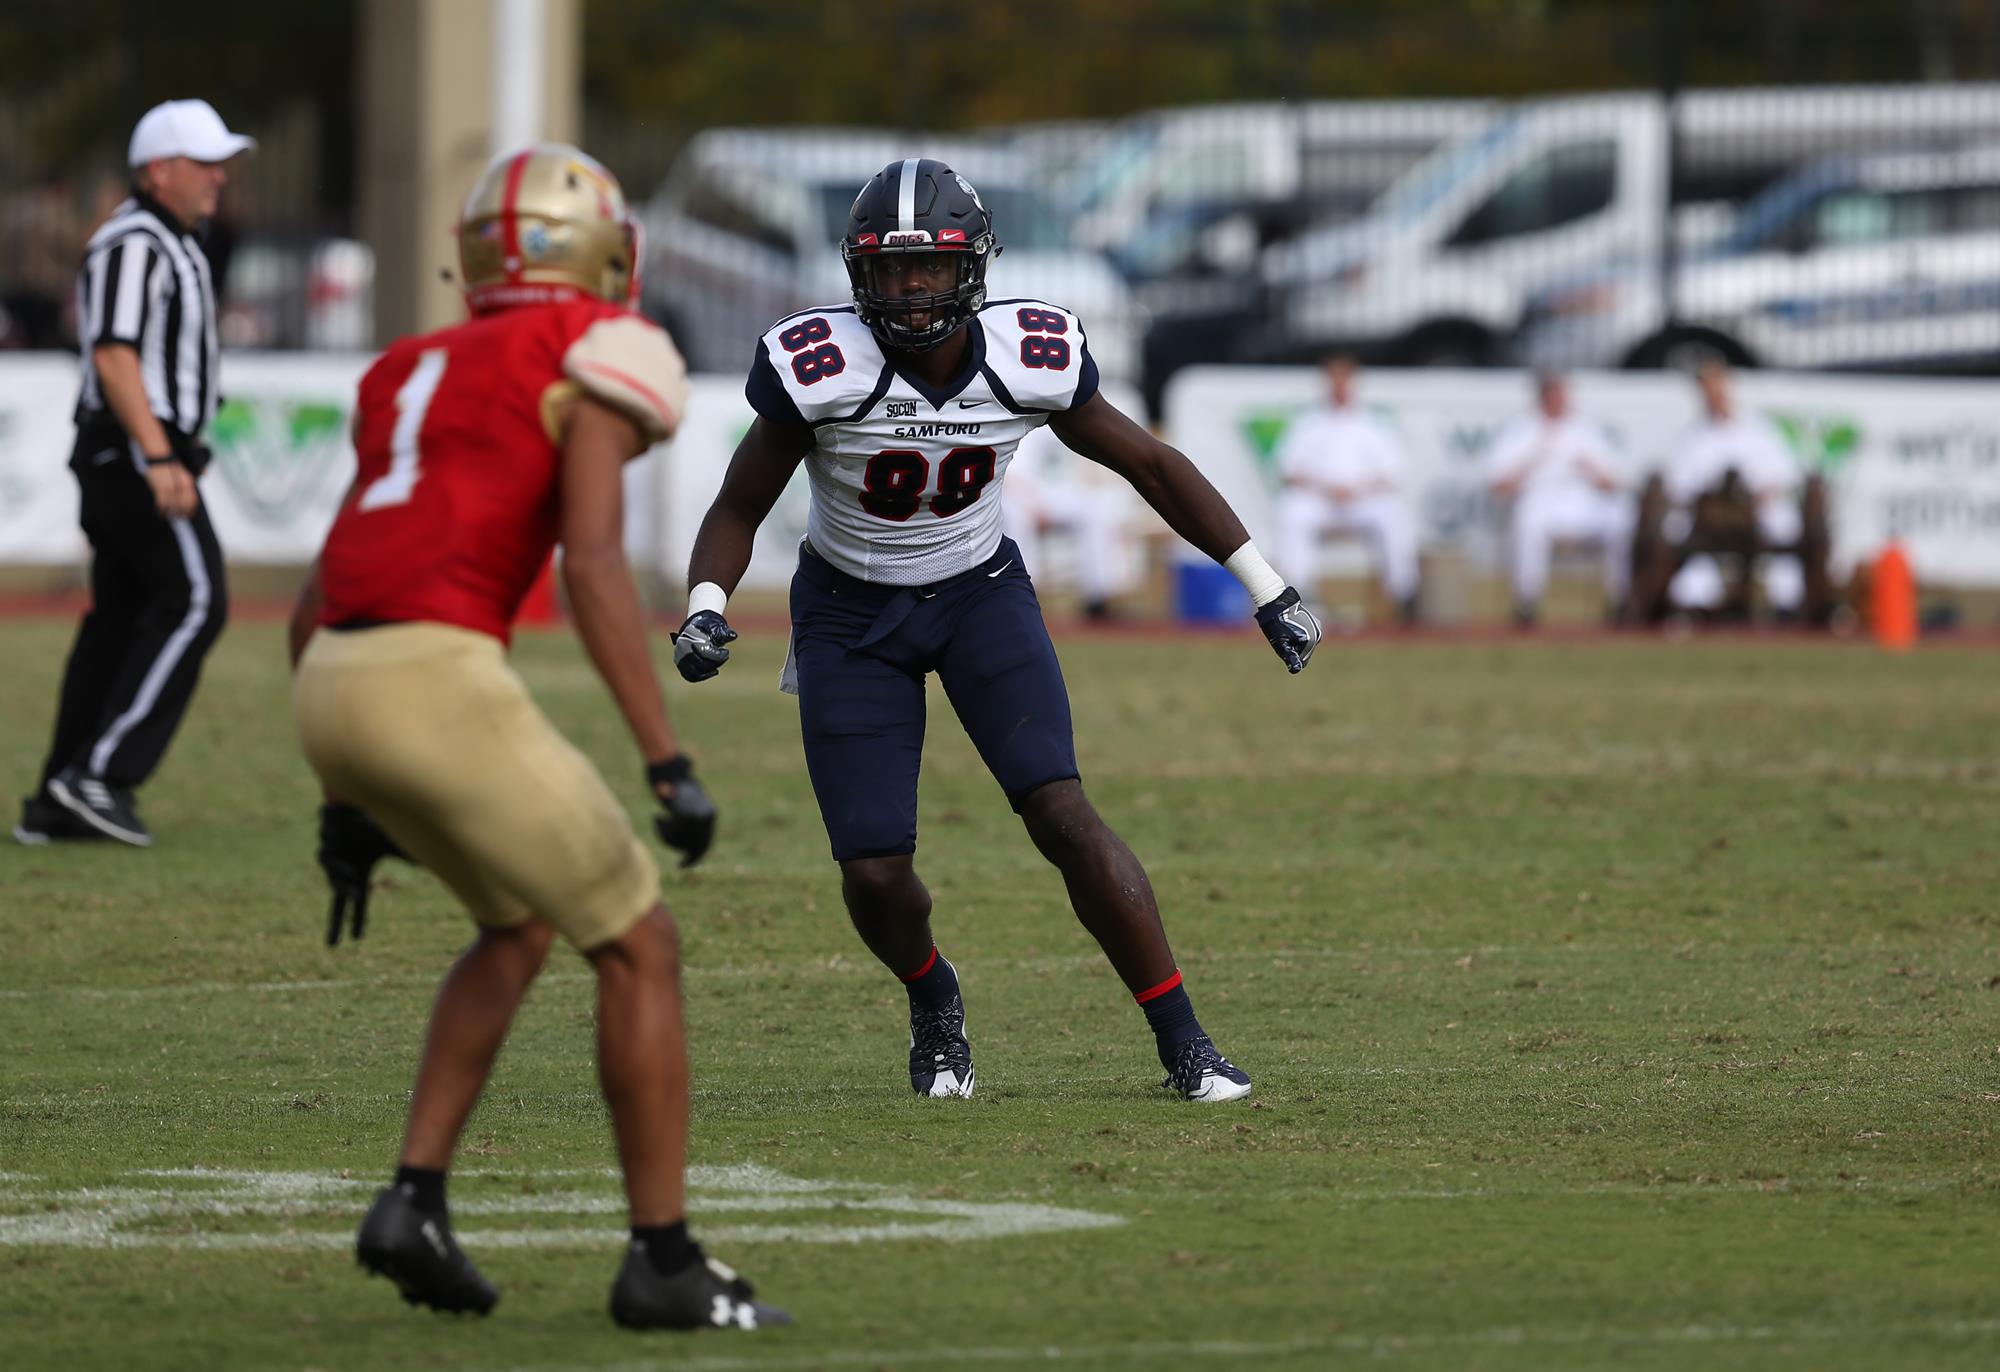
[560,395,678,762]
[673,416,813,682]
[687,416,814,595]
[1051,392,1249,562]
[1052,392,1322,672]
[558,394,718,866]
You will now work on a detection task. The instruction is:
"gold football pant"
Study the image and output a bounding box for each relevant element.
[294,621,658,950]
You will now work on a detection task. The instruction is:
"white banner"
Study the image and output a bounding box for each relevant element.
[0,352,659,568]
[6,350,1993,589]
[1162,365,2000,587]
[0,356,91,561]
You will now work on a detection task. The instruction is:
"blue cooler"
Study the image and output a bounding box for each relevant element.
[1172,559,1250,625]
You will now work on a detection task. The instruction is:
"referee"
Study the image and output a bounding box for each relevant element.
[14,100,253,848]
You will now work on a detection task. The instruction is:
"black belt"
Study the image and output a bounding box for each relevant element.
[74,413,210,476]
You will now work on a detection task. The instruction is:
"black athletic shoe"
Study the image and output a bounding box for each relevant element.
[909,995,975,1097]
[1161,1034,1253,1103]
[14,794,103,846]
[355,1184,499,1316]
[609,1243,792,1331]
[47,768,151,847]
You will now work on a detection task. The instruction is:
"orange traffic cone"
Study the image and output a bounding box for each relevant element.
[517,552,562,627]
[1868,542,1916,651]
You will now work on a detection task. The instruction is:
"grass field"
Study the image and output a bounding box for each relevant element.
[3,617,1998,1371]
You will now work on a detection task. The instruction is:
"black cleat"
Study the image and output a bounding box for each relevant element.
[609,1243,792,1331]
[47,768,151,847]
[355,1184,498,1316]
[909,995,975,1097]
[14,793,104,846]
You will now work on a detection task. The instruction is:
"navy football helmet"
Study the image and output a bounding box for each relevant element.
[841,158,999,352]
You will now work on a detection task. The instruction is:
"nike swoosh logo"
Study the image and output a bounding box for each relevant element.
[986,560,1013,578]
[958,399,989,409]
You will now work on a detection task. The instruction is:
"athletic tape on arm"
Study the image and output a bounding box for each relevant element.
[687,581,727,619]
[1224,541,1287,608]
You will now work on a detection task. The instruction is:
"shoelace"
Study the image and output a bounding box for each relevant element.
[1168,1036,1229,1089]
[911,1001,970,1069]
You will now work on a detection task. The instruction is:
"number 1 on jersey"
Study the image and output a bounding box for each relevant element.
[358,347,448,512]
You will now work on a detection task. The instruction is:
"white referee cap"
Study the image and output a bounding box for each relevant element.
[128,99,257,168]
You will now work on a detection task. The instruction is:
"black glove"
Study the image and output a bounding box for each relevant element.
[648,755,716,868]
[1255,587,1322,674]
[672,610,737,682]
[317,803,410,947]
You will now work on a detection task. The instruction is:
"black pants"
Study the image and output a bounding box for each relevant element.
[39,434,228,792]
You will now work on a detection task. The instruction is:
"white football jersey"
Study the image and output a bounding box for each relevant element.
[746,297,1099,584]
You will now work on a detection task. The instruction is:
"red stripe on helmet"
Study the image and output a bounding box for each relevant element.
[499,149,533,283]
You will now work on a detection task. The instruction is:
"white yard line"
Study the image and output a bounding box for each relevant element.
[0,1165,1122,1251]
[465,1319,2000,1372]
[0,1165,1979,1258]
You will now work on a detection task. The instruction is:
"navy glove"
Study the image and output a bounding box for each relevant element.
[648,755,716,868]
[672,610,737,682]
[317,803,410,946]
[1255,587,1322,674]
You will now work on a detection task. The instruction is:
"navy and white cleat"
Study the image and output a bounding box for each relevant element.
[355,1184,498,1315]
[1162,1035,1253,1103]
[610,1244,791,1331]
[909,996,975,1098]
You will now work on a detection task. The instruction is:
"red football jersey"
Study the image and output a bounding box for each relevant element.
[320,299,657,643]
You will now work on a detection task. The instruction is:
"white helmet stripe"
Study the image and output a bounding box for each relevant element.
[897,158,920,232]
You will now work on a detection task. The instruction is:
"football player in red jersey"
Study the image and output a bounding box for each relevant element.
[287,146,787,1332]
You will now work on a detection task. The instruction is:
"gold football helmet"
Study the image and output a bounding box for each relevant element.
[457,144,639,313]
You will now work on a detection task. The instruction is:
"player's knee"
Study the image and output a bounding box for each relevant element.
[1019,779,1108,864]
[479,917,556,980]
[840,855,924,917]
[589,903,680,983]
[632,905,682,975]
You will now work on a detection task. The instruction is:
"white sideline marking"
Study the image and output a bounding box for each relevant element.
[469,1320,2000,1371]
[0,1164,1122,1252]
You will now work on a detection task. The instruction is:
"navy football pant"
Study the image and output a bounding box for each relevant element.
[789,538,1079,861]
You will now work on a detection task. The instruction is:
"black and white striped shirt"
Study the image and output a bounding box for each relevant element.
[73,191,219,438]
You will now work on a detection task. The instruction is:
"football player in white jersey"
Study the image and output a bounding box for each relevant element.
[673,158,1319,1104]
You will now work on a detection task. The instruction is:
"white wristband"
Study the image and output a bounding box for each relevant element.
[1223,542,1287,608]
[687,581,728,619]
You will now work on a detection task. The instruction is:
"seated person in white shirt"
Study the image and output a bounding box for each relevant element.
[1002,421,1146,620]
[1274,355,1421,626]
[1483,371,1631,628]
[1662,362,1805,617]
